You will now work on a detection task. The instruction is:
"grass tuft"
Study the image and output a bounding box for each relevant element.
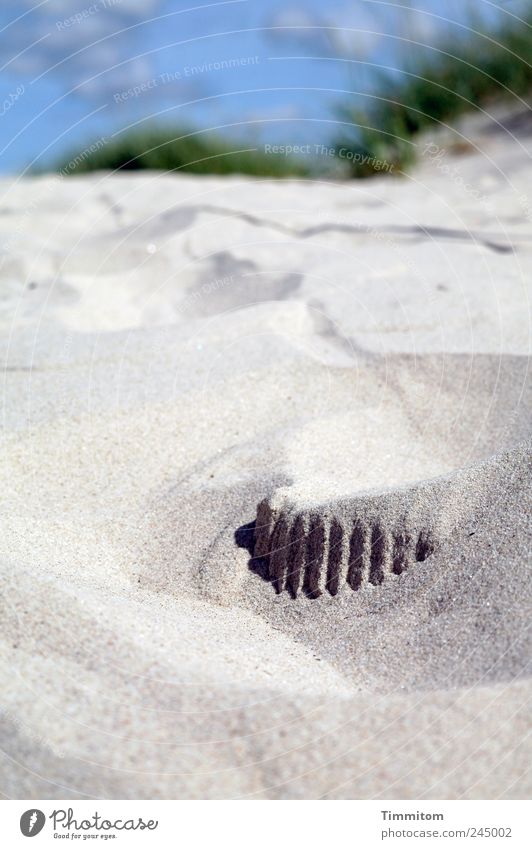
[56,128,309,178]
[335,13,532,176]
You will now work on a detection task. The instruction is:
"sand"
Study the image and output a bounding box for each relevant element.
[0,108,530,799]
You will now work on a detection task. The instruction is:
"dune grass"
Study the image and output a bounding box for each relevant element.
[57,127,309,178]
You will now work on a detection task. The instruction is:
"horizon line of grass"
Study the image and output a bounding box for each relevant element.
[54,126,311,179]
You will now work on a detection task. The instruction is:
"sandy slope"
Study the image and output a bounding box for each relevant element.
[0,113,530,798]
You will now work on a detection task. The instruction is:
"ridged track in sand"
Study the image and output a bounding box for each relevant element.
[253,500,436,598]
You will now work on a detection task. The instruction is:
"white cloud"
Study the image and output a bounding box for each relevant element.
[266,2,384,58]
[0,0,167,99]
[2,0,162,16]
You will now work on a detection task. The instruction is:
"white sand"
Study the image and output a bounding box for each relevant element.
[0,108,530,799]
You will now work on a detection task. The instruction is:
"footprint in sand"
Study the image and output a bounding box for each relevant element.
[244,353,530,599]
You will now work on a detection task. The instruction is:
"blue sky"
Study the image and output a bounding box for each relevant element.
[0,0,524,173]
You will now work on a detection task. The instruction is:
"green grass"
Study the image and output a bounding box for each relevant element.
[334,13,532,177]
[57,127,309,178]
